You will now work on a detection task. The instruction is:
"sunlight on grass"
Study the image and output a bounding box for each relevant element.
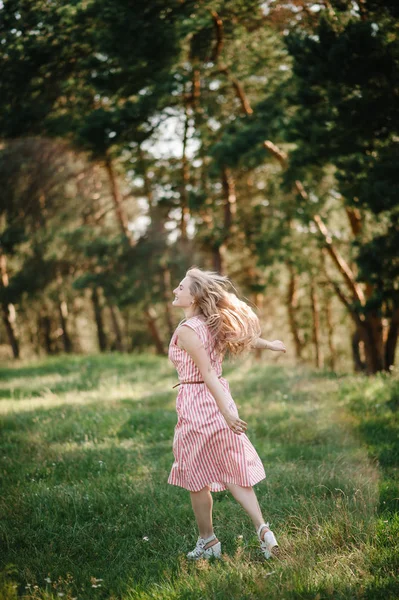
[0,380,177,415]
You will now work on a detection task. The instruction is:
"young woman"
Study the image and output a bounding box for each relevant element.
[168,267,286,560]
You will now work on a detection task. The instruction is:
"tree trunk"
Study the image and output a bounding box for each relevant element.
[144,306,165,355]
[209,168,237,275]
[161,266,175,338]
[91,287,107,352]
[221,166,237,232]
[180,97,191,241]
[351,328,366,372]
[310,281,323,368]
[212,244,226,274]
[324,294,336,370]
[104,155,134,246]
[138,145,156,221]
[191,68,201,107]
[251,292,263,360]
[108,303,124,351]
[39,309,54,354]
[210,10,224,62]
[385,306,399,371]
[360,315,385,374]
[2,303,19,359]
[0,253,20,359]
[286,265,304,359]
[58,300,72,353]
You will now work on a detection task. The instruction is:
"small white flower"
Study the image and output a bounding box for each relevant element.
[143,536,149,542]
[57,593,65,597]
[44,577,52,583]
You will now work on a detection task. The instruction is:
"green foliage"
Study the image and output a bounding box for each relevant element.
[0,0,398,366]
[0,139,87,306]
[0,0,187,159]
[283,5,399,320]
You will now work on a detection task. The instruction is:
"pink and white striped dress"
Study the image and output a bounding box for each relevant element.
[167,315,266,492]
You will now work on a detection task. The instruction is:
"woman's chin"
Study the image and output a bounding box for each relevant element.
[172,301,187,310]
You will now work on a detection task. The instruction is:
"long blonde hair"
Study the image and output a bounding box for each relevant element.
[186,267,261,356]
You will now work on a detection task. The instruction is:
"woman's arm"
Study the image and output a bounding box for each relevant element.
[251,337,286,352]
[177,325,247,435]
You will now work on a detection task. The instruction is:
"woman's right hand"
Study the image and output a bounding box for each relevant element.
[268,340,286,352]
[223,410,248,435]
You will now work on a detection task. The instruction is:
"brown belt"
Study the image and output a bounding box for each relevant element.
[173,375,222,389]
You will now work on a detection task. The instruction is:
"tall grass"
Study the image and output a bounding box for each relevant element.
[0,354,398,599]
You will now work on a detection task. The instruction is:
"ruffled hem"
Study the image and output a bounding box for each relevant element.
[167,471,266,493]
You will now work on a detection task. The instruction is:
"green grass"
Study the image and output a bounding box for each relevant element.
[0,354,398,599]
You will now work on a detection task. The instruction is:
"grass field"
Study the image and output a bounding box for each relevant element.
[0,354,398,599]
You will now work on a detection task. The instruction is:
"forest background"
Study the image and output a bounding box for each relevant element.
[1,2,399,599]
[0,0,398,374]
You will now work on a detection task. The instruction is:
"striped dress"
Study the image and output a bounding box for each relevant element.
[167,315,266,492]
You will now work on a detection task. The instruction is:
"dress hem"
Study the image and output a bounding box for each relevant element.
[167,473,266,493]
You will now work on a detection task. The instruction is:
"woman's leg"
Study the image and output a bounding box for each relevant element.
[224,482,269,535]
[190,486,219,547]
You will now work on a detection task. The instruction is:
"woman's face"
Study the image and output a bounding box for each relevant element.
[172,276,195,308]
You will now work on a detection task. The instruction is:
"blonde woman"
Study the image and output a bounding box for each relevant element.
[168,267,286,560]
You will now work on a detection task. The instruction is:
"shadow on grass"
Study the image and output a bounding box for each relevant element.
[0,352,170,380]
[346,378,399,516]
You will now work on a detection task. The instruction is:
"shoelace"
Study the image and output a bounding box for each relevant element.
[188,535,216,557]
[190,539,207,557]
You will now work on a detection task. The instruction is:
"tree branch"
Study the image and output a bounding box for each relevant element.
[264,139,365,306]
[210,10,224,63]
[345,206,362,237]
[219,64,254,115]
[210,11,253,115]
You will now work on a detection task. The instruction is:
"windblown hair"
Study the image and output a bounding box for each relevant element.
[186,267,261,356]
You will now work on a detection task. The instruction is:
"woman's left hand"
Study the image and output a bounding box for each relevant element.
[268,340,286,353]
[222,410,248,435]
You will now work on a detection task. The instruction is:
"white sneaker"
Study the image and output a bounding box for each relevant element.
[257,523,279,559]
[186,534,222,560]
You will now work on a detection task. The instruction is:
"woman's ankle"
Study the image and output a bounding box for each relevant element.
[200,531,215,541]
[257,523,270,539]
[204,537,219,549]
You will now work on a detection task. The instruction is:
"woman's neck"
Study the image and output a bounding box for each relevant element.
[182,307,203,320]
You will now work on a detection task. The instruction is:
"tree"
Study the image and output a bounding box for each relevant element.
[282,1,399,372]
